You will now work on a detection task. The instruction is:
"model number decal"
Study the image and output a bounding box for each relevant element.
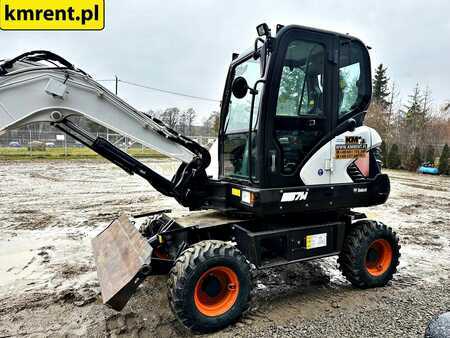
[281,191,308,202]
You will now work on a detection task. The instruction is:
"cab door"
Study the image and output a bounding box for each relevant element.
[264,27,337,188]
[330,37,372,184]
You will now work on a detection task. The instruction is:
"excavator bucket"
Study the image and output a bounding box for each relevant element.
[91,214,153,311]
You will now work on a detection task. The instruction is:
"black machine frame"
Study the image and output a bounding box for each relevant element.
[144,208,368,272]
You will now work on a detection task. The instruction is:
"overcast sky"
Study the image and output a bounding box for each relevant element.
[1,0,449,123]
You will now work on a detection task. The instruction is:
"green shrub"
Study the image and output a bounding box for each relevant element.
[387,144,401,169]
[407,146,422,171]
[438,144,449,175]
[425,145,435,164]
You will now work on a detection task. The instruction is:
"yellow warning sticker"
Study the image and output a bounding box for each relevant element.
[231,188,241,197]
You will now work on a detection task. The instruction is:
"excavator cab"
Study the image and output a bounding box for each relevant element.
[220,25,371,186]
[216,25,388,216]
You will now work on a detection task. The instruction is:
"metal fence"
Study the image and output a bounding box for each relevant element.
[0,129,216,154]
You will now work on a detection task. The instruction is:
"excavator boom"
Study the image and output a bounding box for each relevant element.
[0,50,211,204]
[0,50,215,310]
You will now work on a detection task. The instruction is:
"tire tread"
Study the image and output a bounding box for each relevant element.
[338,220,401,288]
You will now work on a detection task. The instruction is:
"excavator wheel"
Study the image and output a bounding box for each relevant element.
[167,240,251,332]
[338,220,400,288]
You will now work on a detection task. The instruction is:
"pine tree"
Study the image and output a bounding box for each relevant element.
[404,84,423,124]
[408,146,422,171]
[387,144,401,169]
[403,84,426,150]
[438,144,449,175]
[372,64,390,108]
[425,145,435,164]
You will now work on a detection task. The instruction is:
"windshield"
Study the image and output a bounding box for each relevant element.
[224,57,261,133]
[222,55,261,180]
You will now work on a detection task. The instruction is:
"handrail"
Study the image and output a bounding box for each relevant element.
[247,79,265,184]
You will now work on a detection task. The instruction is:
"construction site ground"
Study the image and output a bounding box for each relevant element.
[0,159,449,337]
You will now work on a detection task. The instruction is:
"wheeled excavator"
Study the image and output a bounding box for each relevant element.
[0,24,400,332]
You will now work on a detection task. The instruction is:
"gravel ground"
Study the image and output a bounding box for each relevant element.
[0,160,449,337]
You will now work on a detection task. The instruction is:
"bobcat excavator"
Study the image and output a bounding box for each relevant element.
[0,24,400,332]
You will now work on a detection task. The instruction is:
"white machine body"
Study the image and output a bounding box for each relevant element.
[300,126,382,185]
[0,61,195,163]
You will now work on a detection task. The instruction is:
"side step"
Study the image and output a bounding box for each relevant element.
[92,214,153,311]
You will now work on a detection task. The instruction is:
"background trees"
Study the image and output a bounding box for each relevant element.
[203,111,220,136]
[365,64,449,172]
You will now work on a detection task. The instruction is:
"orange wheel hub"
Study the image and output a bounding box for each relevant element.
[365,239,393,276]
[194,266,239,317]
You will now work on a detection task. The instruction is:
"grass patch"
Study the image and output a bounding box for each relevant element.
[0,147,166,160]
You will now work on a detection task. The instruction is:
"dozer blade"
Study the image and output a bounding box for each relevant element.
[92,214,152,311]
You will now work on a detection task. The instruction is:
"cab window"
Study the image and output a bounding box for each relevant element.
[338,40,369,119]
[276,40,325,117]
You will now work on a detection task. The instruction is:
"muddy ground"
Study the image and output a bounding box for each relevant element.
[0,160,449,337]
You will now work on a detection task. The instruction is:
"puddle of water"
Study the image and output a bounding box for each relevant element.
[0,227,96,297]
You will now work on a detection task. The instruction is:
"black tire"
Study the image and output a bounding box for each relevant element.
[167,240,251,333]
[338,220,400,288]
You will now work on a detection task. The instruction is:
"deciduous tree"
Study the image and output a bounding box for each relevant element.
[160,107,180,130]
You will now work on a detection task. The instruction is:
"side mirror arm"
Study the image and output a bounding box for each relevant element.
[254,37,265,59]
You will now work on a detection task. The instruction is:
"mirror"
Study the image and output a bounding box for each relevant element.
[231,76,249,99]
